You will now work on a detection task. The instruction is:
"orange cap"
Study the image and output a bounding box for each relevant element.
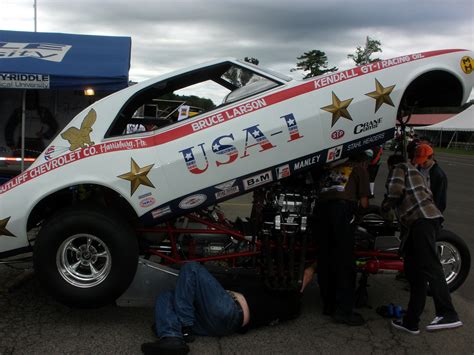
[413,143,433,165]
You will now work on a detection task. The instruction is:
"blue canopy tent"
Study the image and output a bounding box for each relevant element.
[0,30,131,176]
[0,30,131,90]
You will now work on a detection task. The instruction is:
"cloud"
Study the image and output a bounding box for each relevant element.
[1,0,473,82]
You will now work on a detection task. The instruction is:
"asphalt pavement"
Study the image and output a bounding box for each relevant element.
[0,151,473,354]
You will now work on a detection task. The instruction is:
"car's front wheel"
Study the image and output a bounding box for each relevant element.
[34,206,139,307]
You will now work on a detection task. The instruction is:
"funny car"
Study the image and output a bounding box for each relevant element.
[0,49,473,306]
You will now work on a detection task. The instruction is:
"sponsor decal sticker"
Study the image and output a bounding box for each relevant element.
[140,196,156,208]
[0,73,50,89]
[44,145,56,161]
[275,164,291,180]
[179,194,207,209]
[326,145,343,162]
[293,154,321,170]
[214,180,240,199]
[0,42,72,62]
[151,206,172,219]
[460,56,473,74]
[243,170,273,190]
[139,192,152,199]
[354,118,383,135]
[331,130,345,140]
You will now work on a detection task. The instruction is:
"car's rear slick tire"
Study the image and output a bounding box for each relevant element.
[33,206,138,307]
[436,229,470,293]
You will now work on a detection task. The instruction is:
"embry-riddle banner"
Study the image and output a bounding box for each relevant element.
[0,73,50,89]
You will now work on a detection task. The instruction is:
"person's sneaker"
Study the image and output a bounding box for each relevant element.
[141,337,189,355]
[332,310,366,326]
[391,319,420,335]
[181,326,195,343]
[426,316,463,331]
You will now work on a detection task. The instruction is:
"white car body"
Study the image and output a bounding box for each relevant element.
[1,49,473,257]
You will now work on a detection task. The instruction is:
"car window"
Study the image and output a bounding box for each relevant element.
[106,61,282,138]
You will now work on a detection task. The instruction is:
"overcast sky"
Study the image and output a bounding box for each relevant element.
[1,0,473,83]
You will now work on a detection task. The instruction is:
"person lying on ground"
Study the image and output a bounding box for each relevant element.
[141,261,302,355]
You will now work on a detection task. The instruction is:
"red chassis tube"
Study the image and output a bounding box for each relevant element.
[137,213,405,273]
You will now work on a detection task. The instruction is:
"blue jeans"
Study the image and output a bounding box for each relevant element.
[155,262,242,338]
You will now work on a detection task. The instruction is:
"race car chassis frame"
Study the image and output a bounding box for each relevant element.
[137,212,404,274]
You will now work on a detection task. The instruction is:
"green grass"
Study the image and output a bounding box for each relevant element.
[434,147,474,156]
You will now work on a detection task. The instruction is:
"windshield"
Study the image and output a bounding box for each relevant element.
[221,65,280,104]
[236,59,293,82]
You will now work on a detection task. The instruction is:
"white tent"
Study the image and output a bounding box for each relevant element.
[414,106,474,148]
[414,105,474,132]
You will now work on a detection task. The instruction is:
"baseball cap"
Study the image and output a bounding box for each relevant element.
[413,143,433,165]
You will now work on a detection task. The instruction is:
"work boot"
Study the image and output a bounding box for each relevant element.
[141,337,189,355]
[182,326,195,343]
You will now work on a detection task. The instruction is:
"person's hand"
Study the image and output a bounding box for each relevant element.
[300,264,316,293]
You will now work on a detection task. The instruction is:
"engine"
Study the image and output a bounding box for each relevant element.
[251,173,317,290]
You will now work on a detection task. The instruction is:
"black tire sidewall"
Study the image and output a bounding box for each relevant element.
[34,206,138,307]
[437,229,471,293]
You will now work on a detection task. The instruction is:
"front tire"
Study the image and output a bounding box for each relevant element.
[437,229,470,293]
[34,206,139,307]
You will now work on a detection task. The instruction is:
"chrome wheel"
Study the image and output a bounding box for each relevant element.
[56,234,112,288]
[437,241,461,285]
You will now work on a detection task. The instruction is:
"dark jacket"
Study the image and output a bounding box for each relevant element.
[429,162,448,213]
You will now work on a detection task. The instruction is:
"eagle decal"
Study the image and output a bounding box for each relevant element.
[61,109,97,151]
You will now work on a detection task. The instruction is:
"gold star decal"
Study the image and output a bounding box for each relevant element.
[365,79,396,113]
[0,217,15,238]
[321,92,353,127]
[118,158,155,196]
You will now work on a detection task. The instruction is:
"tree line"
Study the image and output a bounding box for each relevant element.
[248,36,382,79]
